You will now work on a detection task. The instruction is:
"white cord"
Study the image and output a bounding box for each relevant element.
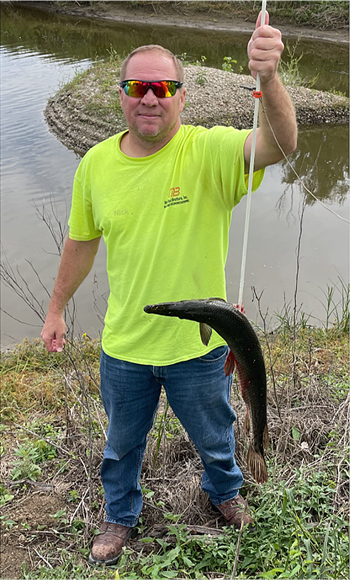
[262,103,350,225]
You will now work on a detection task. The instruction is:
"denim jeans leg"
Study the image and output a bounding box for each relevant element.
[99,350,161,526]
[164,346,243,505]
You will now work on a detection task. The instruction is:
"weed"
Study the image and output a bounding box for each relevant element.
[10,438,57,481]
[0,484,14,506]
[0,515,17,529]
[22,554,116,579]
[68,489,81,503]
[273,299,312,336]
[279,39,319,89]
[1,318,348,578]
[222,56,243,74]
[11,446,42,481]
[1,197,348,578]
[195,55,207,85]
[106,44,120,62]
[179,52,190,66]
[321,276,350,334]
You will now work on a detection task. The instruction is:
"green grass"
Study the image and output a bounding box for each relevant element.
[90,0,349,28]
[17,469,349,579]
[1,308,348,579]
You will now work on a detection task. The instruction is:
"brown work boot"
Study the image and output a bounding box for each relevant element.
[89,522,135,565]
[216,494,254,529]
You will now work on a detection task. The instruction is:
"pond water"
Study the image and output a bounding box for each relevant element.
[1,4,349,348]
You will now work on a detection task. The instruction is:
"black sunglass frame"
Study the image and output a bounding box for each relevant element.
[119,79,183,97]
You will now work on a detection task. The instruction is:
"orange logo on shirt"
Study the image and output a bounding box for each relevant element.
[169,187,180,197]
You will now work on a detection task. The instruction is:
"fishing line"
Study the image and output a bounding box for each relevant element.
[238,0,349,308]
[261,102,350,225]
[238,0,267,309]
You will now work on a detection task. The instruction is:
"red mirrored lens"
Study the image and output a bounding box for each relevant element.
[121,80,179,98]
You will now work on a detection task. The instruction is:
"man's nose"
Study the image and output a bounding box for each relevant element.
[141,87,159,104]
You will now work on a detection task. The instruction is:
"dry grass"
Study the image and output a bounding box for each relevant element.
[1,323,348,579]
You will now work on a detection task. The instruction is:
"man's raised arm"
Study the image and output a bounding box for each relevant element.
[244,11,298,172]
[41,236,101,352]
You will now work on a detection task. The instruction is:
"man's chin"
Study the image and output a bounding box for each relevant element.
[132,119,179,145]
[136,129,164,143]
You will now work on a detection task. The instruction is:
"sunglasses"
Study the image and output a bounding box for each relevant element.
[119,79,183,99]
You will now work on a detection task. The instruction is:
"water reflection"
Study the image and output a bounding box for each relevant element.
[1,3,349,95]
[281,125,349,206]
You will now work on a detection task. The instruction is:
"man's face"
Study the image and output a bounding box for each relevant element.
[119,51,186,146]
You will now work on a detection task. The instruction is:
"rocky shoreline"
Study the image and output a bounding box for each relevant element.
[45,62,349,155]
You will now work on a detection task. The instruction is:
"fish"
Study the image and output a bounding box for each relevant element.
[144,298,269,483]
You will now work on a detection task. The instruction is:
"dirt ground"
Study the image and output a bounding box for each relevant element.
[18,1,350,44]
[1,493,66,579]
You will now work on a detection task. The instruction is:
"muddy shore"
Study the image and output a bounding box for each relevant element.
[18,1,350,44]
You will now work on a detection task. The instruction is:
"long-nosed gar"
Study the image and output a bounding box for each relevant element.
[144,298,269,483]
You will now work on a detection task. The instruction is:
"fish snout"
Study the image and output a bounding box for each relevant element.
[144,302,173,315]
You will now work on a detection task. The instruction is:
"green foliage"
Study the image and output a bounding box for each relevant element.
[222,56,243,74]
[179,52,190,66]
[22,553,116,579]
[279,40,318,89]
[68,489,81,503]
[273,300,312,336]
[321,276,350,334]
[0,338,60,376]
[106,44,121,63]
[115,467,349,579]
[195,55,207,85]
[0,488,14,507]
[121,1,348,30]
[11,438,57,481]
[274,277,350,336]
[0,515,17,529]
[51,508,70,527]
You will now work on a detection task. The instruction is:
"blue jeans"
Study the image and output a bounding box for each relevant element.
[99,346,243,527]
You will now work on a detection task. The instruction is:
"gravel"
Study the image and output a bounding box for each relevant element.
[44,64,349,155]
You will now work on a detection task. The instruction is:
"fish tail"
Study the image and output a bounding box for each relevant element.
[243,406,250,435]
[263,422,269,450]
[247,444,268,484]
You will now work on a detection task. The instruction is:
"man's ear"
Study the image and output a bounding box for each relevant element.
[179,89,186,113]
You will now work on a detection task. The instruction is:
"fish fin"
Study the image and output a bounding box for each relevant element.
[263,423,269,450]
[207,297,227,303]
[224,350,236,376]
[247,445,268,484]
[200,323,212,346]
[243,407,250,435]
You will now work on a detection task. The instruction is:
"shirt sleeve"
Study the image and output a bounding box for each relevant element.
[208,126,265,211]
[68,162,102,241]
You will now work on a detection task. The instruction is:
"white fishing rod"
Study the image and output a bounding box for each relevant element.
[238,0,267,309]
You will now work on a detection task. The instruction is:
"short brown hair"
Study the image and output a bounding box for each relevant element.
[119,45,184,83]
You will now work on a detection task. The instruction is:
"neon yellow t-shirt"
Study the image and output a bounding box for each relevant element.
[68,124,264,365]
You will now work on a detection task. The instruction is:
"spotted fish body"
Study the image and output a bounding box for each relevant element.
[144,298,269,483]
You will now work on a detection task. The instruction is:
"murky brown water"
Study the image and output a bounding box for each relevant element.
[1,4,349,348]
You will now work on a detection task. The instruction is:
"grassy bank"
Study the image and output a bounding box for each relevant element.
[1,304,349,579]
[46,1,349,30]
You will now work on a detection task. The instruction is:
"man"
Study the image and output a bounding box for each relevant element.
[42,12,297,566]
